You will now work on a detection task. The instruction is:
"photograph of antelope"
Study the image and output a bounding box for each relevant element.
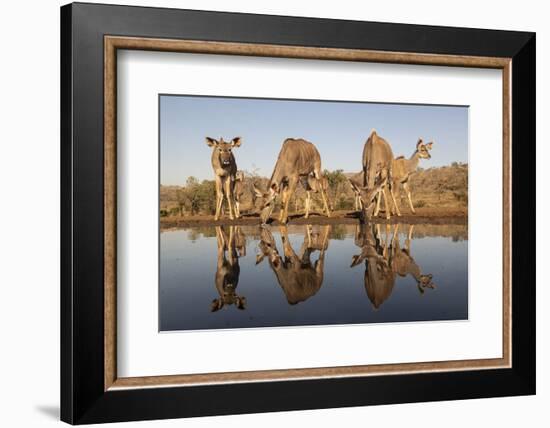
[159,94,468,331]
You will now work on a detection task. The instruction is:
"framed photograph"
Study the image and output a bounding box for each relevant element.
[61,2,535,424]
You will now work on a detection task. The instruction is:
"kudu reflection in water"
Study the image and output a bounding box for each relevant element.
[256,225,330,305]
[351,224,435,309]
[210,226,247,312]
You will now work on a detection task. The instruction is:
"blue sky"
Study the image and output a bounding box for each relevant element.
[160,95,468,185]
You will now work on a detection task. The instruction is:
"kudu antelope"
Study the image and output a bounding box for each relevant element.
[348,171,364,211]
[391,140,433,214]
[350,224,395,309]
[233,170,246,218]
[350,224,435,309]
[253,138,331,224]
[256,225,330,305]
[390,225,435,293]
[206,136,241,221]
[362,130,400,220]
[301,174,333,219]
[348,172,388,222]
[210,226,246,312]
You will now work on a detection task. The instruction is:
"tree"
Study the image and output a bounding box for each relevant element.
[323,169,347,188]
[176,188,186,216]
[182,176,201,215]
[323,169,349,209]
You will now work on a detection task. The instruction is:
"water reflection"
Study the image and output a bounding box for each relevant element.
[160,223,468,331]
[256,225,330,305]
[211,226,246,312]
[351,224,435,309]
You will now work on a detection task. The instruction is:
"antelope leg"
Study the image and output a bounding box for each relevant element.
[389,182,401,216]
[374,192,382,217]
[223,178,234,219]
[281,178,298,224]
[382,187,391,220]
[320,188,331,218]
[305,191,311,219]
[214,176,224,221]
[403,181,416,214]
[278,185,289,223]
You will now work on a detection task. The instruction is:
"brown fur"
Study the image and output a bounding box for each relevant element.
[361,131,400,220]
[210,226,246,312]
[233,171,245,218]
[206,137,241,221]
[254,138,331,224]
[256,225,330,305]
[350,224,434,309]
[390,140,433,214]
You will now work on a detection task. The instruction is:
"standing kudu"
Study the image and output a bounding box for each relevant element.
[253,138,331,224]
[391,140,433,214]
[210,226,246,312]
[206,137,241,221]
[362,130,400,220]
[256,225,330,305]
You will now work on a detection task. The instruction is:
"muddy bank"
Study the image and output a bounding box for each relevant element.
[160,208,467,229]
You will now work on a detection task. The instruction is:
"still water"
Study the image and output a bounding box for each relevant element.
[160,224,468,331]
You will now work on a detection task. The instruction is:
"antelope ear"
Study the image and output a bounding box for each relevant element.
[236,296,247,310]
[270,182,279,194]
[416,138,424,149]
[206,137,217,147]
[231,137,242,147]
[255,253,265,265]
[426,142,433,149]
[210,298,224,312]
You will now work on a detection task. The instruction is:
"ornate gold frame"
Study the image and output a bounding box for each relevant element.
[104,35,512,391]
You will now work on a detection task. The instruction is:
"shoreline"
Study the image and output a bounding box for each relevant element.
[160,208,467,229]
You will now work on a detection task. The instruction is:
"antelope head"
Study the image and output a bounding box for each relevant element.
[205,136,242,166]
[210,292,247,312]
[416,273,436,294]
[235,170,245,182]
[415,139,433,159]
[255,227,282,267]
[253,182,279,224]
[353,179,386,222]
